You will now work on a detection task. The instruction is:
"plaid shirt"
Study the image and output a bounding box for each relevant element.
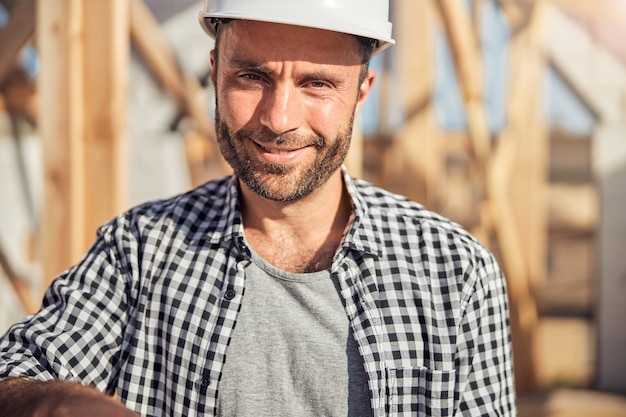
[0,170,516,416]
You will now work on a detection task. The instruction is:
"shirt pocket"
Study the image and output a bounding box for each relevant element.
[385,367,456,417]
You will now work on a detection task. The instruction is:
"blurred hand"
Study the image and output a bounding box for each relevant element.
[35,388,139,417]
[0,378,139,417]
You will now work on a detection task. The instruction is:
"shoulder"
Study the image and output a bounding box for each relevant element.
[131,175,232,217]
[352,178,478,246]
[98,175,237,243]
[350,178,499,279]
[349,179,506,318]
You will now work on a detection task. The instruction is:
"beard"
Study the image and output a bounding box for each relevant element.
[214,108,354,202]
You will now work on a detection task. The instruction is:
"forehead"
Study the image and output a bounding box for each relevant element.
[218,20,363,67]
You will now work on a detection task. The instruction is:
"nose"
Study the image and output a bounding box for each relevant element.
[258,82,303,135]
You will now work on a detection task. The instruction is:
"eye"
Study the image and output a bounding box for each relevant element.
[240,73,263,82]
[307,80,332,89]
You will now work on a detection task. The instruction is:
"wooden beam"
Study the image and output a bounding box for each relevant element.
[435,0,491,168]
[489,133,540,393]
[496,0,530,30]
[38,0,86,281]
[130,0,221,186]
[435,0,541,392]
[387,0,441,206]
[81,0,129,251]
[0,0,35,87]
[38,0,129,286]
[505,1,550,288]
[0,70,37,123]
[491,0,549,392]
[548,183,598,232]
[130,0,187,116]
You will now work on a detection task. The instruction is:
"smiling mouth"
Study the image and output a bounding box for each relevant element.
[257,142,302,155]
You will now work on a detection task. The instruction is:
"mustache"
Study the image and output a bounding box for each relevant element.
[236,127,326,149]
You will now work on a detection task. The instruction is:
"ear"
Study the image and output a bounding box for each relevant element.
[354,70,376,116]
[210,49,217,87]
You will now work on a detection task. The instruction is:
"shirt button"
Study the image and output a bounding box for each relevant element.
[201,377,210,387]
[237,239,250,256]
[224,289,236,300]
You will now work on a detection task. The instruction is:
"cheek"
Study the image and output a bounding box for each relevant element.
[302,98,355,136]
[218,88,263,128]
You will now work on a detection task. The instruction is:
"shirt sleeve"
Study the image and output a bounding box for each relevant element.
[455,249,517,416]
[0,222,132,395]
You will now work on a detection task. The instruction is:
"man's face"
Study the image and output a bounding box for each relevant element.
[211,20,374,202]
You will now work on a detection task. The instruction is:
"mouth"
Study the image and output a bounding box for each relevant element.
[251,140,309,164]
[257,143,301,155]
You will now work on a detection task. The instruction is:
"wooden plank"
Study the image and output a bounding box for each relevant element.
[388,0,441,206]
[1,71,37,123]
[539,233,596,315]
[81,0,129,250]
[435,0,543,392]
[504,0,550,288]
[548,183,598,232]
[488,133,539,393]
[549,131,592,182]
[435,0,491,167]
[130,0,220,186]
[485,0,550,391]
[0,0,35,87]
[130,0,187,115]
[534,318,595,388]
[495,0,527,30]
[38,0,129,289]
[38,0,86,282]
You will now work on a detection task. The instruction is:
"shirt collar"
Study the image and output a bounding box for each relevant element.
[204,175,246,247]
[340,167,383,258]
[206,169,383,258]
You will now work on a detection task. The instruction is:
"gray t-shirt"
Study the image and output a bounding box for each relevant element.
[217,250,371,416]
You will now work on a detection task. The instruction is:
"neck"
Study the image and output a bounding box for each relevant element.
[239,170,352,272]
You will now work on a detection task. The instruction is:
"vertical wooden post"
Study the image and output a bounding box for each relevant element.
[81,0,129,249]
[498,1,549,392]
[434,0,540,391]
[38,0,86,283]
[389,0,440,206]
[436,0,491,168]
[37,0,129,287]
[505,1,549,291]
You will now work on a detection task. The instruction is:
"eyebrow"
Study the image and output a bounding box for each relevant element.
[226,57,349,86]
[226,58,273,76]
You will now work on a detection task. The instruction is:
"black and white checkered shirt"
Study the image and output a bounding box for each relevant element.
[0,170,516,416]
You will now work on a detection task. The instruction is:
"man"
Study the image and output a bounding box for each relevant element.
[0,1,517,416]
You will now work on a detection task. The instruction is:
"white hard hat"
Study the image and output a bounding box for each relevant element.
[198,0,394,55]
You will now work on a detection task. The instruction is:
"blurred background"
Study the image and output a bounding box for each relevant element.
[0,0,625,415]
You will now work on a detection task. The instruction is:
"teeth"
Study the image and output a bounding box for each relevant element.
[261,145,292,155]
